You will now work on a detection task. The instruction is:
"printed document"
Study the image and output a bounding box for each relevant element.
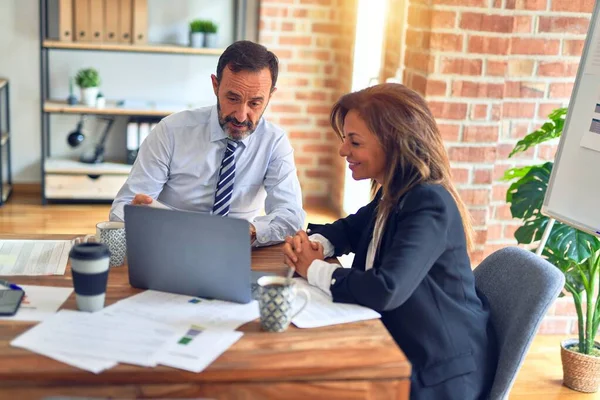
[291,278,381,328]
[0,240,71,275]
[0,285,72,321]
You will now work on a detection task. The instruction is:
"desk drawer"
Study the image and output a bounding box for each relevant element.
[45,174,128,200]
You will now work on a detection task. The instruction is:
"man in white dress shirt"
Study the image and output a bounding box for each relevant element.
[110,41,306,246]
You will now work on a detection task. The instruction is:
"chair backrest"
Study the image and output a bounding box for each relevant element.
[474,246,565,400]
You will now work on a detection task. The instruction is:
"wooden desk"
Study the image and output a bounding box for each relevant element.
[0,234,411,400]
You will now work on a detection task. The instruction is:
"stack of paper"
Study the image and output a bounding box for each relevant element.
[0,240,71,275]
[10,289,258,374]
[291,278,381,328]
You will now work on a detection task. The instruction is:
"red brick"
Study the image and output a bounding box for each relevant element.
[537,62,580,77]
[280,117,311,126]
[549,82,574,98]
[551,0,594,12]
[295,92,328,101]
[470,250,485,267]
[303,195,329,208]
[513,15,533,33]
[448,146,496,163]
[463,126,499,142]
[293,156,314,165]
[468,36,510,55]
[493,164,511,180]
[510,38,560,55]
[262,6,289,17]
[471,104,488,120]
[451,167,470,184]
[538,144,558,160]
[486,224,503,241]
[292,9,308,18]
[504,81,546,98]
[492,184,510,201]
[505,0,547,10]
[312,22,339,34]
[287,63,320,74]
[430,33,463,52]
[497,143,534,159]
[303,144,334,153]
[431,10,456,29]
[474,168,493,184]
[300,0,333,5]
[429,102,468,119]
[425,80,447,96]
[460,13,513,33]
[406,29,425,47]
[440,57,482,75]
[278,77,310,87]
[451,81,504,99]
[410,73,427,96]
[503,224,520,240]
[486,60,506,76]
[494,204,513,220]
[458,189,490,206]
[474,229,488,245]
[306,105,332,114]
[289,131,322,140]
[562,40,585,56]
[281,22,295,31]
[508,122,532,139]
[299,49,331,61]
[405,51,431,73]
[271,104,303,113]
[502,102,536,118]
[490,104,502,121]
[408,4,432,27]
[279,36,312,46]
[433,0,486,6]
[537,102,563,119]
[469,209,488,225]
[438,124,461,141]
[507,59,534,77]
[538,17,590,34]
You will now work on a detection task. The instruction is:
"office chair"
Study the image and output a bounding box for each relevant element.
[474,246,565,400]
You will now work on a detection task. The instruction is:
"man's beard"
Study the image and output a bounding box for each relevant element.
[217,100,259,141]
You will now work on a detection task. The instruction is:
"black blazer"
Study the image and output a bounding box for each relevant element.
[308,184,497,400]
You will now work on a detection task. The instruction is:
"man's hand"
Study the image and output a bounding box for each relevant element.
[250,223,257,242]
[282,230,324,278]
[131,194,153,206]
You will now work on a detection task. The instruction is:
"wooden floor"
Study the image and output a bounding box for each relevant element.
[0,186,597,399]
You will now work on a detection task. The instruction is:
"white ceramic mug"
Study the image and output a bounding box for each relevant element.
[256,276,310,332]
[95,221,126,267]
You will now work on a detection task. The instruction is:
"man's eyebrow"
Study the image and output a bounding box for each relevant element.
[250,96,265,102]
[226,91,241,98]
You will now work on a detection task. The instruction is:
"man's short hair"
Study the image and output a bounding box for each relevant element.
[216,41,279,90]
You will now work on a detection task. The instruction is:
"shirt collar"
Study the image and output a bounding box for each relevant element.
[209,105,263,147]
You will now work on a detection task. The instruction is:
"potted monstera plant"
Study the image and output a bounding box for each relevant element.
[504,107,600,393]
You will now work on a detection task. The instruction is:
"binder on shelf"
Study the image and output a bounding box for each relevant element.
[58,0,74,42]
[89,0,105,43]
[104,0,120,43]
[118,0,132,44]
[126,120,139,165]
[132,0,148,44]
[139,122,150,146]
[74,0,91,42]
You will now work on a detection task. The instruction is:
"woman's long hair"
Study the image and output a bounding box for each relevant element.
[330,83,474,251]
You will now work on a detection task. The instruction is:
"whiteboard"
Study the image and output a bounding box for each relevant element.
[543,1,600,237]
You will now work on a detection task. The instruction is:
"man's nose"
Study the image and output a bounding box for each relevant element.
[233,104,249,122]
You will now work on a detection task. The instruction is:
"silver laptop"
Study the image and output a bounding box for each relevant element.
[124,204,266,304]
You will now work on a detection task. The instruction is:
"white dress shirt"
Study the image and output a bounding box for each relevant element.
[109,105,306,246]
[307,231,378,297]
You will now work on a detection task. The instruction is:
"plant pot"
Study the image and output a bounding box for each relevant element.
[561,338,600,393]
[189,32,205,48]
[204,33,218,48]
[80,87,99,107]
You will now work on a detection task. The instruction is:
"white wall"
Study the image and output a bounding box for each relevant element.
[0,0,235,182]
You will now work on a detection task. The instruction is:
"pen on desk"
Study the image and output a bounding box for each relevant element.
[0,280,24,291]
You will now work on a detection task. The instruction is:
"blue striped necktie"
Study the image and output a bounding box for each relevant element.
[212,139,239,216]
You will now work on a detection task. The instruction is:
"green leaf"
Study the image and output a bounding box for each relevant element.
[508,107,567,157]
[514,215,549,244]
[546,224,600,264]
[502,165,534,182]
[506,162,552,220]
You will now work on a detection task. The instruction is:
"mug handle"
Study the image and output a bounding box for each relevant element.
[70,234,97,246]
[290,287,310,320]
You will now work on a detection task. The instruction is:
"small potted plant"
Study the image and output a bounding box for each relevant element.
[189,19,205,48]
[504,108,600,393]
[75,68,100,107]
[204,21,218,48]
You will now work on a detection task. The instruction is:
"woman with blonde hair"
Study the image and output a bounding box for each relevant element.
[283,83,498,400]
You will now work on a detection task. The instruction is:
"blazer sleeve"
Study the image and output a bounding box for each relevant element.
[307,192,380,257]
[330,186,452,312]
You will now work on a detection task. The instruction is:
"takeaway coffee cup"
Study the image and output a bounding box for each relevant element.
[69,242,111,312]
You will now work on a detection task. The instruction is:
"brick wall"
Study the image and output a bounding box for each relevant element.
[398,0,593,334]
[258,0,357,211]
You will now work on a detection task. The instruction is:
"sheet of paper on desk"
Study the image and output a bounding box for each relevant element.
[291,278,381,328]
[0,240,71,275]
[0,285,73,321]
[11,310,175,368]
[103,289,260,331]
[26,344,117,374]
[156,328,243,373]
